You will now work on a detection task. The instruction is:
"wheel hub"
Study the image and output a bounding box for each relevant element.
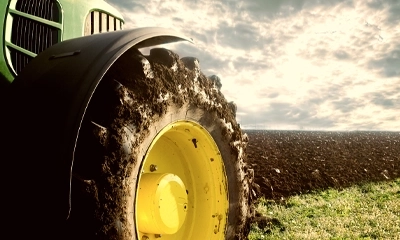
[137,173,188,234]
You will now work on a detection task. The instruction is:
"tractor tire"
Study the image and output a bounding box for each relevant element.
[67,48,252,239]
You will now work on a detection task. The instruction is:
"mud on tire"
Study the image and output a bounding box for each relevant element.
[68,48,253,239]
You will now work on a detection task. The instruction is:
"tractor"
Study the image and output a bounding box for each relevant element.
[0,0,252,239]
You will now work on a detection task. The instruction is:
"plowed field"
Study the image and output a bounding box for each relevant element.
[245,130,400,201]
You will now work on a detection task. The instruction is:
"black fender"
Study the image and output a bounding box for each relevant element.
[2,28,192,223]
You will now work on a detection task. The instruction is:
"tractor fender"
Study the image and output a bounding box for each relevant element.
[4,27,193,221]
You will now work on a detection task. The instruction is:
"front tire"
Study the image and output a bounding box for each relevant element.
[69,48,251,239]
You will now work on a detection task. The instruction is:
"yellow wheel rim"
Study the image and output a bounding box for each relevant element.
[136,120,229,240]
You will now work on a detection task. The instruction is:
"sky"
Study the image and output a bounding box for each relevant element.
[106,0,400,131]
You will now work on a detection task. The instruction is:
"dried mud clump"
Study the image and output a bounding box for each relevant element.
[71,47,254,239]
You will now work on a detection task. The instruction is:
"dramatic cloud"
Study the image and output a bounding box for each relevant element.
[107,0,400,130]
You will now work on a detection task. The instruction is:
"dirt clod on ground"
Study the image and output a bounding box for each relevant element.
[250,212,286,234]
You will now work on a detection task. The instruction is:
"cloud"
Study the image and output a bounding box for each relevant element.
[366,0,400,26]
[332,97,363,113]
[106,0,400,130]
[334,50,351,60]
[243,0,354,20]
[368,48,400,77]
[216,21,264,50]
[267,92,279,98]
[370,92,400,109]
[238,101,337,130]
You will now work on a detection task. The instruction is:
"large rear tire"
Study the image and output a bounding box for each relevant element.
[67,48,252,239]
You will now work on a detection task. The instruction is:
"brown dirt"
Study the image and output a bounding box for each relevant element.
[245,130,400,201]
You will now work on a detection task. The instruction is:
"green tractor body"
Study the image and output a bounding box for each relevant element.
[1,0,124,86]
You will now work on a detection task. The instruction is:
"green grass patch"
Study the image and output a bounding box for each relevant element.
[248,178,400,239]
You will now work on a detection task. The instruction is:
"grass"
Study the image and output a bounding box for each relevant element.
[248,178,400,240]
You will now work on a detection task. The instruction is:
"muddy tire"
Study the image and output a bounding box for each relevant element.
[67,48,252,239]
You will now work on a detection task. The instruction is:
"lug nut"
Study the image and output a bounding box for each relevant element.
[150,164,158,172]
